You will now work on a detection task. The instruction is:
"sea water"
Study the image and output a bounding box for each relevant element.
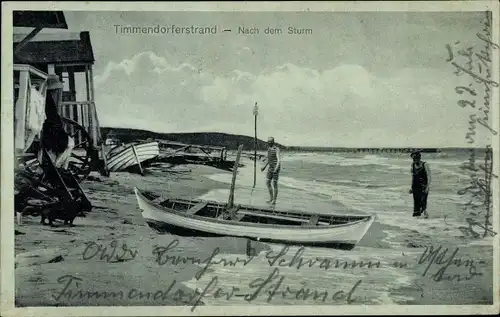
[181,151,493,305]
[201,151,471,230]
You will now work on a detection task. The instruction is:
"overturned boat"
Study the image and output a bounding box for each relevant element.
[157,140,241,171]
[134,188,375,250]
[106,141,159,173]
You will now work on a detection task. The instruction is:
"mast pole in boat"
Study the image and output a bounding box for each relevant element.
[228,144,244,209]
[253,102,258,188]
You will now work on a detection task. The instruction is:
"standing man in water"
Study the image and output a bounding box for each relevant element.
[409,151,431,218]
[261,137,281,204]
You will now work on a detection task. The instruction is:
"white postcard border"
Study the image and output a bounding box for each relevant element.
[1,1,499,316]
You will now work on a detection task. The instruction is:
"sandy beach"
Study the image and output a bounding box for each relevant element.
[15,163,270,307]
[14,156,494,307]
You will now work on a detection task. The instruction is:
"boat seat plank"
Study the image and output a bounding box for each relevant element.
[186,201,208,215]
[241,210,308,223]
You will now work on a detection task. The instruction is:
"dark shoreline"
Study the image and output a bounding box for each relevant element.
[102,126,490,153]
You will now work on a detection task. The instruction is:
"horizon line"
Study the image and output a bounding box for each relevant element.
[100,126,490,149]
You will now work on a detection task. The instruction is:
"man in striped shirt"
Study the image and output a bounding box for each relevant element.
[261,137,281,204]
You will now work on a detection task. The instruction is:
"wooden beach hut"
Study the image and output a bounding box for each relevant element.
[13,11,68,154]
[13,11,94,225]
[14,17,108,176]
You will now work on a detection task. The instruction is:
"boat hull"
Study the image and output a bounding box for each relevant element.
[135,188,376,250]
[145,219,358,250]
[107,142,159,172]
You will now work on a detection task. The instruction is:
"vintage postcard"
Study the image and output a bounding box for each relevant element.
[1,1,499,316]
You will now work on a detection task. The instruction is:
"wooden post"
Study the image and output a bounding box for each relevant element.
[228,145,244,209]
[88,65,97,146]
[85,65,91,102]
[68,103,75,135]
[47,64,55,75]
[68,67,76,95]
[253,103,258,188]
[76,104,83,144]
[82,102,88,129]
[132,145,144,175]
[84,65,93,146]
[91,64,109,174]
[89,66,95,102]
[68,67,77,140]
[14,71,29,152]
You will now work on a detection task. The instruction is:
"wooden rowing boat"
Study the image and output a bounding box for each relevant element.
[134,188,376,250]
[106,141,159,172]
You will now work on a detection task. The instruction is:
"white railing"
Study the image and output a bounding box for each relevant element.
[14,63,102,153]
[59,101,101,148]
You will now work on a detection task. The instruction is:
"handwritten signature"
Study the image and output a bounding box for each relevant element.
[457,147,497,238]
[152,239,258,280]
[264,245,381,270]
[67,239,493,308]
[447,12,499,238]
[53,270,363,311]
[243,268,362,305]
[417,245,484,282]
[82,240,138,262]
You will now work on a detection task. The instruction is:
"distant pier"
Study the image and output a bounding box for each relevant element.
[283,147,442,154]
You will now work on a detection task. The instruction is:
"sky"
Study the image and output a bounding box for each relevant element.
[14,11,497,147]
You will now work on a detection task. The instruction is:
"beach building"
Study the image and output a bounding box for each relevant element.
[14,11,108,175]
[13,11,68,154]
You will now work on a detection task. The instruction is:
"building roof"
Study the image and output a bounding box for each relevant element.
[14,31,95,64]
[13,11,68,29]
[13,32,82,42]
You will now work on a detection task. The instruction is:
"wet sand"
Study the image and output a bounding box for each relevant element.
[14,161,494,307]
